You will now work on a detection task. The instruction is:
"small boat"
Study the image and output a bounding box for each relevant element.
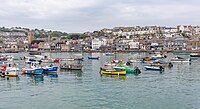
[22,62,43,75]
[5,67,20,77]
[1,63,20,77]
[100,68,126,75]
[149,60,173,67]
[74,57,84,61]
[43,66,58,73]
[190,57,198,61]
[60,64,83,70]
[105,53,115,57]
[151,54,166,59]
[190,53,200,57]
[42,59,54,63]
[29,52,41,55]
[173,52,191,55]
[114,66,141,75]
[60,58,75,62]
[171,56,190,63]
[144,66,164,71]
[88,56,100,60]
[129,59,144,63]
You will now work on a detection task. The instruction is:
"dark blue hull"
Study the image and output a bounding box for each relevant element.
[88,57,99,60]
[144,66,164,71]
[43,67,58,73]
[105,54,115,57]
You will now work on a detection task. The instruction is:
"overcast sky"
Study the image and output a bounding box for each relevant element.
[0,0,199,33]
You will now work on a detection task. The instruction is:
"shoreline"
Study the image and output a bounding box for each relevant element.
[1,50,200,53]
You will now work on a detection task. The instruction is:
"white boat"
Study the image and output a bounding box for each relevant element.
[3,63,20,77]
[104,62,116,67]
[22,61,44,75]
[144,66,164,71]
[171,57,190,63]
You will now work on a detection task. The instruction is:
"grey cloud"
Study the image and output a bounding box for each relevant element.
[0,0,199,32]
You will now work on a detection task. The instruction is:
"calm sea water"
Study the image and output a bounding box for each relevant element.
[0,52,200,109]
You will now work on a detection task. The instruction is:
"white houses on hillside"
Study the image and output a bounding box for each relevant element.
[92,38,104,50]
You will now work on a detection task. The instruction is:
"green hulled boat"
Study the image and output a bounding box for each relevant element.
[190,57,198,61]
[114,66,141,75]
[173,52,191,55]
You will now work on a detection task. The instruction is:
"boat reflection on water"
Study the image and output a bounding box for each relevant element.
[101,74,126,80]
[60,69,82,77]
[44,73,58,78]
[1,76,20,81]
[30,75,44,82]
[21,74,44,82]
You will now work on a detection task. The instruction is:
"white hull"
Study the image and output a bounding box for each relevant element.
[5,67,20,77]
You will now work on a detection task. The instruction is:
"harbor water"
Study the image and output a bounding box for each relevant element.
[0,52,200,109]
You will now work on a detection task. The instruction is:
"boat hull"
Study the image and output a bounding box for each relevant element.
[101,69,126,75]
[190,55,200,57]
[4,71,18,77]
[43,67,58,73]
[144,66,164,71]
[114,67,141,74]
[171,60,190,63]
[105,53,115,57]
[23,69,43,75]
[88,57,99,60]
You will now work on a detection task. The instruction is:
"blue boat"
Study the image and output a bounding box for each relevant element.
[23,68,44,75]
[144,66,164,71]
[88,56,100,60]
[22,61,44,75]
[43,66,58,73]
[105,53,115,57]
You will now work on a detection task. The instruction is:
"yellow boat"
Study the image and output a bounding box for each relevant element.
[100,68,126,75]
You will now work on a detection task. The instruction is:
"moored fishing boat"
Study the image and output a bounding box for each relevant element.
[114,66,141,75]
[22,62,43,75]
[104,53,115,57]
[144,66,164,71]
[43,66,58,73]
[29,52,41,55]
[100,68,126,75]
[60,58,75,62]
[190,57,198,61]
[190,53,200,57]
[88,56,100,60]
[173,52,191,55]
[170,56,190,63]
[151,54,166,59]
[1,63,20,77]
[149,60,173,67]
[5,67,20,77]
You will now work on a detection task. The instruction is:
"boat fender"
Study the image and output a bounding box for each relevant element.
[160,66,164,70]
[135,67,141,74]
[169,62,173,67]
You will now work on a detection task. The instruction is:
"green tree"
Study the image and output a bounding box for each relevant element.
[50,31,63,37]
[80,34,90,39]
[181,33,190,38]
